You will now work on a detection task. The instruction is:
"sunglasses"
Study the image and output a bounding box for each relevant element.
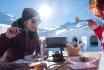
[31,19,41,24]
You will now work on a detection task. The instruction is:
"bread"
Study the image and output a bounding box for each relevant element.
[34,63,47,70]
[80,54,89,62]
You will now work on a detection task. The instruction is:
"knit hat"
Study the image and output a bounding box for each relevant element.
[22,8,40,22]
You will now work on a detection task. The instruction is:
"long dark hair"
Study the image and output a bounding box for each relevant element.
[12,18,39,39]
[12,18,40,54]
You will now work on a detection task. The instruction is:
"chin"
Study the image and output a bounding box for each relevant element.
[29,28,37,32]
[102,17,104,20]
[28,29,36,32]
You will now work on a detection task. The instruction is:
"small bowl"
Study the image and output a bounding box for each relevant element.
[66,47,80,56]
[79,54,89,62]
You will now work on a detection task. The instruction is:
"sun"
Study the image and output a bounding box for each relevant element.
[38,4,53,19]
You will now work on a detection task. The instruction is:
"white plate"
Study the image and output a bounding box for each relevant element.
[24,55,43,62]
[66,56,98,69]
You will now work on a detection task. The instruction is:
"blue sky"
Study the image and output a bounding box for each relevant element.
[0,0,96,28]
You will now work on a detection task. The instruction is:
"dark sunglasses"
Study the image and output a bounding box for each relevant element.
[31,19,41,24]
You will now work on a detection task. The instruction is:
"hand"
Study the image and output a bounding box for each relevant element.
[88,19,98,30]
[88,19,96,26]
[5,27,21,39]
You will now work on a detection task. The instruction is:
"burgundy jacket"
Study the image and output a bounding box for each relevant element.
[0,19,40,62]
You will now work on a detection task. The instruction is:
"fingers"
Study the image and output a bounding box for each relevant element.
[7,27,21,37]
[12,27,21,35]
[88,19,99,30]
[88,19,97,26]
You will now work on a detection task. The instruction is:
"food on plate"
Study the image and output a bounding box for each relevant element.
[80,54,89,62]
[34,63,47,70]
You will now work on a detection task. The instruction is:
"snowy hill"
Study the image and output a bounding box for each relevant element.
[0,23,10,33]
[0,11,15,25]
[0,11,14,33]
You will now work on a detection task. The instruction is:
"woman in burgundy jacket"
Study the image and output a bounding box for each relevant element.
[0,8,41,62]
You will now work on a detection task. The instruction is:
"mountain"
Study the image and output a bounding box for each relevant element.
[0,11,15,25]
[0,23,10,33]
[0,11,103,38]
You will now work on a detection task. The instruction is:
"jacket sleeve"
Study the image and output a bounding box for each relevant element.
[94,26,103,41]
[0,33,11,57]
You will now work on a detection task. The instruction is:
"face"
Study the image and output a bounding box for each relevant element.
[24,19,39,32]
[89,0,104,19]
[90,7,104,19]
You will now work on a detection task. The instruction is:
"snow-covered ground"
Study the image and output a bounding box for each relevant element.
[0,23,10,34]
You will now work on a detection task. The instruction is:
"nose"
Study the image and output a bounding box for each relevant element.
[32,23,38,28]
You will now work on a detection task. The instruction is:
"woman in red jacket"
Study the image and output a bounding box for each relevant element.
[0,8,41,62]
[88,0,104,51]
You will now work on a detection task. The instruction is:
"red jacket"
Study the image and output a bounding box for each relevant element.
[94,26,104,51]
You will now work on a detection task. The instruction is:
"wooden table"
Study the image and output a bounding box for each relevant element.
[46,52,101,70]
[13,52,103,70]
[0,52,104,70]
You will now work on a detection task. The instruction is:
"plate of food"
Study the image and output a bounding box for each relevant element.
[66,54,98,70]
[24,55,41,61]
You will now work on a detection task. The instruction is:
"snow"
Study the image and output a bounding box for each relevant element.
[0,23,10,34]
[0,11,14,25]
